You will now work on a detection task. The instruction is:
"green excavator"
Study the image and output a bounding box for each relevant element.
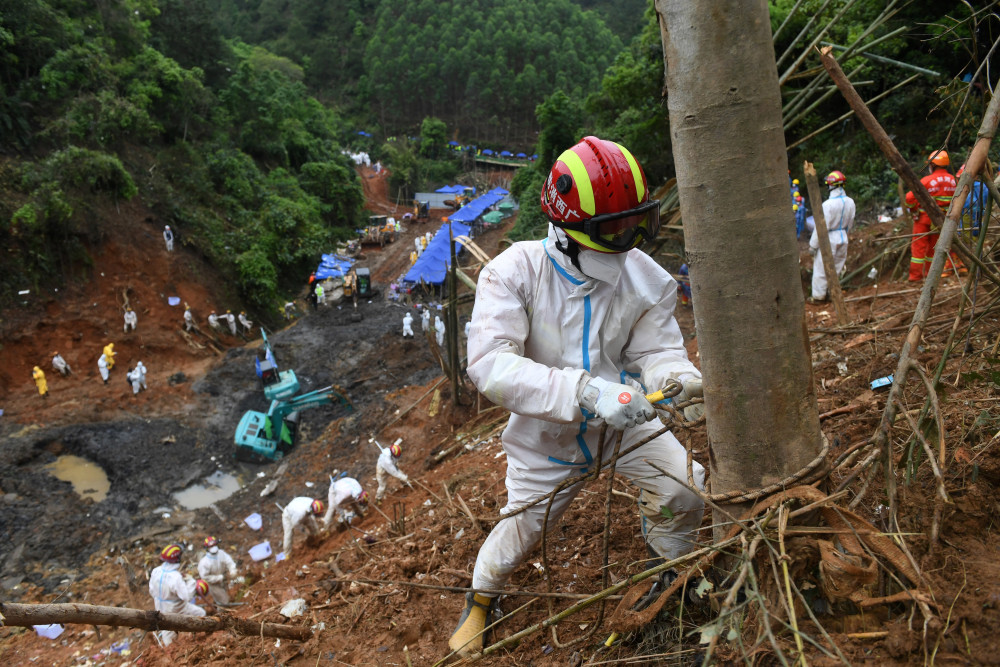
[255,329,299,401]
[234,384,353,463]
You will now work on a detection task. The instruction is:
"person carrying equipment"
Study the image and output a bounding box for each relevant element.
[448,137,706,657]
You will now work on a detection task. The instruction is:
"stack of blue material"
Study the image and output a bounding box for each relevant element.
[314,254,356,280]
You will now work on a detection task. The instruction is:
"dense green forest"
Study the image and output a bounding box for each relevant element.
[1,0,996,308]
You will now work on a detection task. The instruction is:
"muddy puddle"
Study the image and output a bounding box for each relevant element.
[44,454,111,502]
[173,470,244,509]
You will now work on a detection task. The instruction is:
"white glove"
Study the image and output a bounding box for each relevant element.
[579,376,655,430]
[675,378,705,422]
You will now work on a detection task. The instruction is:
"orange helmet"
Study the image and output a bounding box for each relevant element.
[160,544,183,563]
[389,443,402,458]
[541,136,659,253]
[310,499,324,515]
[204,536,219,549]
[824,170,846,186]
[929,150,950,167]
[194,579,209,596]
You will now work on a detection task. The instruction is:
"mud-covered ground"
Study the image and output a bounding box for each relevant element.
[4,168,1000,666]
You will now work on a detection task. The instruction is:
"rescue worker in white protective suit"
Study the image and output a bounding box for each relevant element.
[225,310,237,335]
[52,351,72,376]
[809,170,856,301]
[148,544,208,646]
[163,225,174,252]
[281,497,324,556]
[421,307,431,332]
[414,236,423,257]
[449,137,707,657]
[98,353,110,384]
[402,311,414,338]
[322,476,369,528]
[127,366,142,395]
[238,311,253,335]
[183,305,194,331]
[207,311,221,332]
[375,442,411,502]
[434,315,445,348]
[123,306,137,333]
[133,361,148,392]
[197,536,239,605]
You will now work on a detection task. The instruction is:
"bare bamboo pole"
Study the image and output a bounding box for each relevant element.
[0,602,311,641]
[775,0,836,70]
[778,0,861,87]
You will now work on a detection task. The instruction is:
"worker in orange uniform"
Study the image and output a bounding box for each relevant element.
[905,151,964,281]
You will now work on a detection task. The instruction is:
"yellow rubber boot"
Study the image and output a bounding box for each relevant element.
[448,592,495,657]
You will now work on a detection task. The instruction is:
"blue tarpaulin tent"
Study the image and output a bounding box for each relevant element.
[446,188,510,223]
[435,184,465,194]
[482,149,494,156]
[356,131,372,137]
[314,254,356,280]
[403,221,472,285]
[516,152,527,158]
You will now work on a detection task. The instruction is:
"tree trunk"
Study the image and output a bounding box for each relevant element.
[655,0,824,527]
[0,601,312,641]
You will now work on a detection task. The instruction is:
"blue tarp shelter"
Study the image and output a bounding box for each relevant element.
[482,149,494,156]
[356,131,372,137]
[499,150,513,157]
[314,254,356,280]
[403,221,473,285]
[435,184,465,194]
[516,152,527,158]
[448,140,460,146]
[446,188,510,223]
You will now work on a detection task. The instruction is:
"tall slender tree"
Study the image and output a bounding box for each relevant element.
[655,0,824,521]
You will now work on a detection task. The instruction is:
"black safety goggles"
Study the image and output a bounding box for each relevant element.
[555,199,661,252]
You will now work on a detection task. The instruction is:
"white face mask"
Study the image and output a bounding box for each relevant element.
[209,546,219,554]
[577,246,628,284]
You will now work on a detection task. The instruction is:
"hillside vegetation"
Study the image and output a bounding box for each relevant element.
[1,0,995,307]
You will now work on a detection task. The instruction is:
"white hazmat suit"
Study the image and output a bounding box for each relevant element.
[281,496,321,556]
[98,354,109,383]
[52,354,71,376]
[163,226,174,252]
[465,225,705,596]
[323,477,364,527]
[238,312,253,334]
[123,309,137,332]
[402,312,414,337]
[375,448,409,501]
[809,186,856,300]
[420,308,430,332]
[198,547,238,605]
[434,316,445,347]
[183,308,194,331]
[148,562,205,645]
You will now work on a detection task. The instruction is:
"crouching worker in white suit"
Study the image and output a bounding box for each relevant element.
[148,543,208,646]
[449,137,707,657]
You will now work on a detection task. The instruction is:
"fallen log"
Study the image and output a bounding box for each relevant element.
[0,602,312,641]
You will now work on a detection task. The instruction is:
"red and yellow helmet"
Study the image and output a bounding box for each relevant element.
[357,490,369,506]
[194,579,209,596]
[389,443,402,458]
[540,136,659,253]
[310,499,324,515]
[204,536,219,549]
[824,170,846,186]
[929,150,949,167]
[160,544,183,563]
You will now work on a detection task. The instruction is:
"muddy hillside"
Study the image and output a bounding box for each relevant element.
[3,165,1000,667]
